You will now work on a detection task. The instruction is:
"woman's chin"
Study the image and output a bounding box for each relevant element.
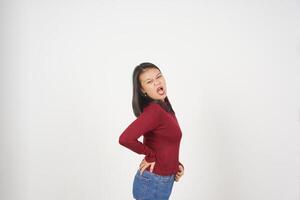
[153,94,167,102]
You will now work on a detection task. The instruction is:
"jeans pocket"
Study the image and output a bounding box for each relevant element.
[132,173,151,199]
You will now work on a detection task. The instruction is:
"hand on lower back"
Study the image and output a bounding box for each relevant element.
[139,159,155,175]
[175,164,184,182]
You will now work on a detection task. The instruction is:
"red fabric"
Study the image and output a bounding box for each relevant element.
[119,102,184,176]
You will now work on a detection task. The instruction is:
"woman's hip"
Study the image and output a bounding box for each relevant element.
[132,169,175,200]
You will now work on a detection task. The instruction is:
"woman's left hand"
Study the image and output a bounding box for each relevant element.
[175,164,184,182]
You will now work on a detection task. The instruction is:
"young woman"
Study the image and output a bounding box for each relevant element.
[119,62,184,200]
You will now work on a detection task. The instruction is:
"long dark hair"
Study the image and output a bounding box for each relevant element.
[132,62,175,117]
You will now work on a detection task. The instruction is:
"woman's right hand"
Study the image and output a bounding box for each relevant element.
[139,158,156,175]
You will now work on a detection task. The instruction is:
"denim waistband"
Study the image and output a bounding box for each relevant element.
[136,169,175,182]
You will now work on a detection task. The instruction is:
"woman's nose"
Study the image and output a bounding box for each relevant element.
[154,79,160,86]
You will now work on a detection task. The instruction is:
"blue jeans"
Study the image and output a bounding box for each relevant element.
[132,169,175,200]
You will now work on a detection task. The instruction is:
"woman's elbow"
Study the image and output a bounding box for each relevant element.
[118,134,128,146]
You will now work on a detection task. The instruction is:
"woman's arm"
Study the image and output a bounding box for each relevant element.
[119,103,162,162]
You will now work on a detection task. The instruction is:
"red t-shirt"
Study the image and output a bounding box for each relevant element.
[119,101,184,176]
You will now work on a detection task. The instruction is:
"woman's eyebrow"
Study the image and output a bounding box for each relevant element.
[144,73,161,81]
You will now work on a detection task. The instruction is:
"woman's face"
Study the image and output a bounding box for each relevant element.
[139,68,167,102]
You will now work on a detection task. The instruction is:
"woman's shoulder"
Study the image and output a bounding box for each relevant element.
[143,102,171,116]
[138,102,164,119]
[144,102,163,111]
[145,101,175,115]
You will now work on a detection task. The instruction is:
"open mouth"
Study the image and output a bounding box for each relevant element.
[156,86,165,95]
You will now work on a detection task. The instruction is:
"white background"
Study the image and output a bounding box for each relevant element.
[1,0,300,199]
